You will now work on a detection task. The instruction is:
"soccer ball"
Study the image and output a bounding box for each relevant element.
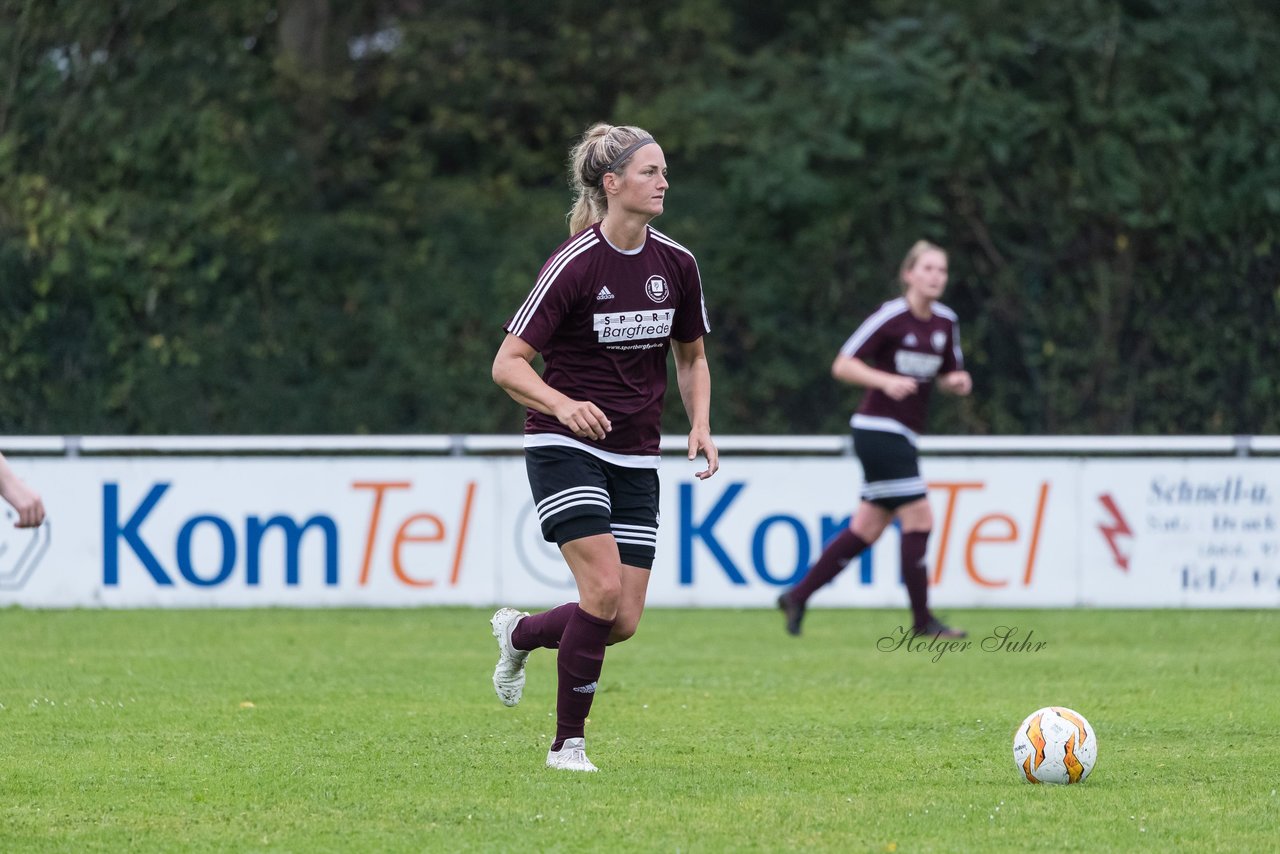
[1012,706,1097,784]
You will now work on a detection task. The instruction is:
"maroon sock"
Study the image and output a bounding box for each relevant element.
[788,528,870,604]
[900,530,932,630]
[552,605,614,750]
[511,602,577,651]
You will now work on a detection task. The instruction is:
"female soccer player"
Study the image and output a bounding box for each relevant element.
[490,123,718,772]
[777,240,971,638]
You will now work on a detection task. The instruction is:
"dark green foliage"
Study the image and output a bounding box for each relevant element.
[2,0,1276,434]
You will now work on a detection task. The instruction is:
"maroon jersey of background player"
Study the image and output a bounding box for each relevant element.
[505,221,710,463]
[839,296,963,439]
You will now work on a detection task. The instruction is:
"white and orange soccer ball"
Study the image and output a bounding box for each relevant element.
[1012,706,1097,784]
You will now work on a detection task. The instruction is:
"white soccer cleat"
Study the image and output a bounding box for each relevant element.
[490,607,530,707]
[546,737,598,772]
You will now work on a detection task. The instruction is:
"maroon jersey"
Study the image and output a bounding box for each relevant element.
[839,297,963,439]
[506,222,709,465]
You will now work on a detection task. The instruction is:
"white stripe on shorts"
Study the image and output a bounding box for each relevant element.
[862,477,926,498]
[536,486,611,522]
[611,522,658,547]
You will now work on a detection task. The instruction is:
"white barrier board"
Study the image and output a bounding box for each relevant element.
[1,456,1275,608]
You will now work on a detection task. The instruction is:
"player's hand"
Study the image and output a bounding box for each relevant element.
[688,429,719,480]
[938,371,972,396]
[1,479,45,528]
[555,399,612,441]
[882,375,919,401]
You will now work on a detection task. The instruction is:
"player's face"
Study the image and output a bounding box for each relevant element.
[903,250,948,300]
[613,144,668,218]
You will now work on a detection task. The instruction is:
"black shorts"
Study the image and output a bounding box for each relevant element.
[853,428,927,510]
[525,445,660,570]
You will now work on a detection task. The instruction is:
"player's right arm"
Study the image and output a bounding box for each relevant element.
[0,452,45,528]
[831,354,918,401]
[492,334,612,441]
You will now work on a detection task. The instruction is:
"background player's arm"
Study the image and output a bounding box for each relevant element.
[492,333,611,440]
[935,324,971,395]
[936,371,972,395]
[0,452,45,528]
[671,337,718,480]
[831,354,917,401]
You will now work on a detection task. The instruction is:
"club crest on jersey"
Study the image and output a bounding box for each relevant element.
[645,275,669,303]
[931,330,947,352]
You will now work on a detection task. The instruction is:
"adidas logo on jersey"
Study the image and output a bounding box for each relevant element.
[597,286,615,300]
[903,333,918,347]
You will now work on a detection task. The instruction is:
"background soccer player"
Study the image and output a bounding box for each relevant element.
[490,123,718,772]
[777,240,971,638]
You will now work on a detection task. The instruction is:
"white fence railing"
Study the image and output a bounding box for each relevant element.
[2,434,1271,457]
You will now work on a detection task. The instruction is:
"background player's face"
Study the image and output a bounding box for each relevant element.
[612,144,668,218]
[903,249,948,300]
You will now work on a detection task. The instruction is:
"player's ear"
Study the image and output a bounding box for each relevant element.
[602,172,619,195]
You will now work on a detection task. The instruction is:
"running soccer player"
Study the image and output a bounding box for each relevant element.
[777,240,971,639]
[490,123,718,772]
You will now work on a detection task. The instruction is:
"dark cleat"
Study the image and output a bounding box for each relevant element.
[913,616,967,639]
[777,592,805,636]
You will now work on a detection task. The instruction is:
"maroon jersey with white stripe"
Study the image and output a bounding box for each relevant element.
[505,222,709,462]
[839,297,963,437]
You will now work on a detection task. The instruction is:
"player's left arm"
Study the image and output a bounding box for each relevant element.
[935,319,971,396]
[937,370,972,395]
[671,337,718,480]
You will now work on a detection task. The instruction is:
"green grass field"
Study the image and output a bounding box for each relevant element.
[2,607,1277,852]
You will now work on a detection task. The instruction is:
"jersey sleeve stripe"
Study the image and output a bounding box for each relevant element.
[839,298,907,357]
[509,231,598,337]
[934,302,964,369]
[649,227,711,334]
[646,226,691,256]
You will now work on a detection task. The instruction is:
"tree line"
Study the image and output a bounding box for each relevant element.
[2,0,1277,436]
